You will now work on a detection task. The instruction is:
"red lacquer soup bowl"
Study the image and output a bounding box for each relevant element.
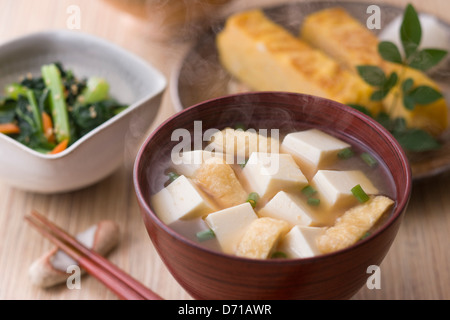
[133,92,412,300]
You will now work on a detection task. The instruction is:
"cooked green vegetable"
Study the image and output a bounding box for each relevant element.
[0,62,128,154]
[41,63,71,143]
[79,76,110,104]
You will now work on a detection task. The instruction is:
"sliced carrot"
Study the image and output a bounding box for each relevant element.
[42,111,55,143]
[48,138,69,155]
[0,123,20,134]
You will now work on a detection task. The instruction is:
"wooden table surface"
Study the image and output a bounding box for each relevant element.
[0,0,449,300]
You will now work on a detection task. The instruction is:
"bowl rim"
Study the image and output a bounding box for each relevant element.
[0,29,167,160]
[134,91,412,264]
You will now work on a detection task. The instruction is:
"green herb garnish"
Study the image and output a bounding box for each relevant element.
[307,198,321,206]
[167,171,180,183]
[239,158,248,169]
[271,251,288,259]
[360,231,371,240]
[196,229,215,242]
[301,185,317,197]
[360,152,378,167]
[247,192,260,208]
[351,184,370,203]
[351,4,447,153]
[338,147,354,159]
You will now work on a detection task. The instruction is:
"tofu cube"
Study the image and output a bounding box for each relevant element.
[242,152,308,200]
[281,129,350,178]
[277,225,326,258]
[150,175,216,225]
[204,202,258,254]
[170,150,226,178]
[258,191,319,227]
[311,170,379,209]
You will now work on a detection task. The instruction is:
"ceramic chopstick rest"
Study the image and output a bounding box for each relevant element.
[28,220,120,288]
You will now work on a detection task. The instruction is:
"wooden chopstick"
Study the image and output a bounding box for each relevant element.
[25,210,163,300]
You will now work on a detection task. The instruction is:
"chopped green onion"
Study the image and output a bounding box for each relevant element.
[351,184,370,203]
[271,251,287,259]
[307,198,321,206]
[360,152,378,167]
[338,147,354,159]
[247,192,260,208]
[360,231,371,240]
[301,185,317,197]
[167,171,180,183]
[196,229,215,242]
[239,158,248,169]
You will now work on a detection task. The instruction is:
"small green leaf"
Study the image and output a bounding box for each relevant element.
[409,86,443,105]
[402,78,414,93]
[347,104,373,117]
[393,128,441,152]
[371,89,388,101]
[400,4,422,58]
[384,72,398,91]
[392,117,407,133]
[403,95,415,110]
[378,41,403,64]
[357,65,387,87]
[375,112,392,130]
[408,49,448,71]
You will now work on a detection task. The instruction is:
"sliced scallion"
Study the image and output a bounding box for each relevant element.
[271,251,287,259]
[239,158,248,169]
[301,185,317,197]
[351,184,370,203]
[247,192,260,208]
[360,231,371,240]
[307,198,321,206]
[196,229,215,242]
[360,152,378,167]
[167,171,180,183]
[338,147,354,159]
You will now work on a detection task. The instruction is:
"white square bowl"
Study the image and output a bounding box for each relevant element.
[0,30,166,193]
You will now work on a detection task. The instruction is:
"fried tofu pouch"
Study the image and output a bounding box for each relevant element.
[216,9,381,114]
[208,127,279,159]
[236,217,290,259]
[316,195,394,254]
[194,157,248,208]
[300,7,448,136]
